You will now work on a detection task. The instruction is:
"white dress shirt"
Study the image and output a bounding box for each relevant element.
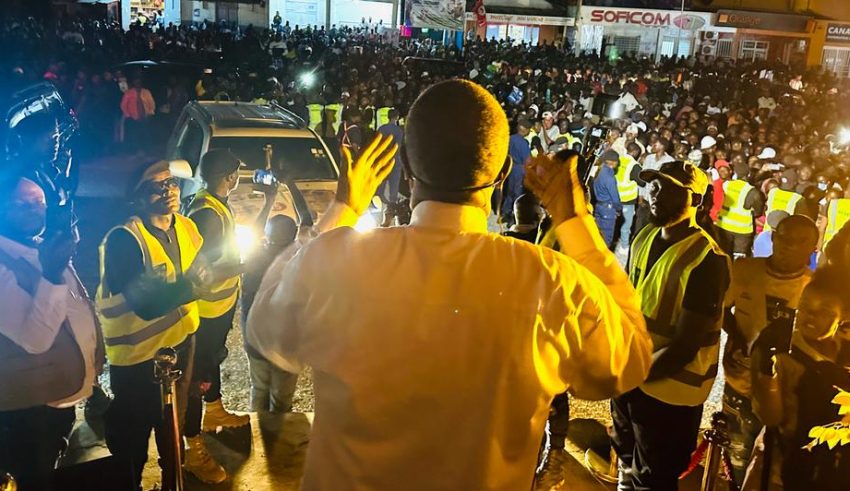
[0,235,98,408]
[248,201,651,490]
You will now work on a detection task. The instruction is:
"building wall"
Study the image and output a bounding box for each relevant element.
[186,0,216,23]
[238,2,269,27]
[704,0,850,22]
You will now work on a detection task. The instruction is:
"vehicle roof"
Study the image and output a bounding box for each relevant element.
[189,101,307,131]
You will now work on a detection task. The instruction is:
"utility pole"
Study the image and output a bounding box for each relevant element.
[326,0,331,29]
[673,0,686,58]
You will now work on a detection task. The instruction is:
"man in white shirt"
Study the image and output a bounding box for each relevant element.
[636,138,674,233]
[0,175,101,490]
[248,79,652,490]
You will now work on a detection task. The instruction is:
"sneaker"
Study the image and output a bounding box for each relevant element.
[534,448,568,490]
[183,435,227,484]
[614,245,630,269]
[202,399,250,432]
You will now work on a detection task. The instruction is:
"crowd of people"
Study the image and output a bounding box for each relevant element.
[2,11,850,491]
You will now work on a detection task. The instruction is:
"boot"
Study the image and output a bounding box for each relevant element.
[202,398,250,432]
[183,435,227,484]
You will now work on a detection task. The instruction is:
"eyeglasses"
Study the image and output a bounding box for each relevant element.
[145,177,179,194]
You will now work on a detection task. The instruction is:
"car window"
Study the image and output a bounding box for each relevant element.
[178,120,204,169]
[209,136,337,180]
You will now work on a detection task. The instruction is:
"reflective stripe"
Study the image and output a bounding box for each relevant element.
[100,301,133,319]
[669,364,719,387]
[717,180,754,234]
[824,199,850,248]
[201,284,239,303]
[307,103,323,128]
[616,157,639,202]
[104,308,187,346]
[376,107,392,128]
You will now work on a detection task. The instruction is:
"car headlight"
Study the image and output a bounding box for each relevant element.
[234,224,259,261]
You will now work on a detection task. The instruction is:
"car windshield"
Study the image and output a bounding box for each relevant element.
[209,136,336,180]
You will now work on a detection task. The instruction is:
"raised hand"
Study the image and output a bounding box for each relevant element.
[523,152,589,226]
[335,133,398,215]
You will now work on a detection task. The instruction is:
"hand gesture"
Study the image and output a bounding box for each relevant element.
[39,230,75,284]
[336,133,398,215]
[523,153,588,226]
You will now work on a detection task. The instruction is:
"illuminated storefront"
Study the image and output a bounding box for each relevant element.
[809,21,850,77]
[464,12,574,46]
[713,9,812,66]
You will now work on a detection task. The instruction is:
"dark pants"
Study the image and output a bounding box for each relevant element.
[105,337,194,491]
[594,203,618,248]
[718,229,753,258]
[0,405,75,490]
[722,384,761,485]
[610,388,703,491]
[185,307,236,437]
[546,392,570,450]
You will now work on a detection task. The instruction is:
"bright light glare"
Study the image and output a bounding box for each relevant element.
[840,128,850,146]
[354,212,378,232]
[300,72,316,87]
[234,224,259,261]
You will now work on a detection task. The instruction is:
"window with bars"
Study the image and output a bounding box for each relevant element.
[716,39,733,58]
[740,40,769,62]
[822,48,850,78]
[613,36,640,56]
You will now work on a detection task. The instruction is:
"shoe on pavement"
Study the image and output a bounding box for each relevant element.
[184,435,227,484]
[202,398,250,432]
[535,448,568,490]
[614,245,629,269]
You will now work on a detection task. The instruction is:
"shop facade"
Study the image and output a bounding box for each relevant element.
[576,6,715,61]
[809,21,850,77]
[464,12,574,46]
[713,9,812,66]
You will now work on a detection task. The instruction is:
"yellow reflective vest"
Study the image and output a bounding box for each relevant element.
[376,107,392,129]
[616,156,639,203]
[824,198,850,249]
[325,103,343,133]
[307,103,324,129]
[630,225,729,406]
[96,215,202,366]
[187,190,241,319]
[763,188,803,231]
[717,180,755,234]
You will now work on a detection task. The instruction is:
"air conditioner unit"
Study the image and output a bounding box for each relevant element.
[701,44,717,56]
[704,31,717,40]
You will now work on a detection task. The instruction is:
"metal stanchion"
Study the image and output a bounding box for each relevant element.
[154,347,184,491]
[699,412,737,491]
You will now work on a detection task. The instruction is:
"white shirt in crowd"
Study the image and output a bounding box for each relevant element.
[640,152,675,201]
[248,200,651,491]
[0,235,99,408]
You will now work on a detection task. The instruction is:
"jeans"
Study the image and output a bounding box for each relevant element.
[723,383,761,486]
[248,354,299,413]
[617,203,636,250]
[611,388,703,491]
[0,406,75,490]
[105,337,194,491]
[186,306,236,438]
[594,204,618,248]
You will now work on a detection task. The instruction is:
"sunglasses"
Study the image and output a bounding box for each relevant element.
[145,177,179,195]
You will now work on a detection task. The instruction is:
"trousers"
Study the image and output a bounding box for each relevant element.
[722,383,761,486]
[0,405,75,490]
[105,336,194,491]
[617,203,636,250]
[248,354,299,413]
[610,388,703,491]
[594,204,618,248]
[185,306,236,437]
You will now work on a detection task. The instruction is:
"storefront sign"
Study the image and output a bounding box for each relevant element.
[715,10,810,33]
[583,8,709,30]
[465,12,574,27]
[826,23,850,44]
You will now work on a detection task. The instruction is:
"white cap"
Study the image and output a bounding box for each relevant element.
[635,121,647,132]
[626,124,639,134]
[700,136,717,150]
[542,111,554,119]
[758,147,777,160]
[688,149,703,162]
[529,104,539,114]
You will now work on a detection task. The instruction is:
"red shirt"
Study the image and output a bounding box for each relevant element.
[711,178,726,222]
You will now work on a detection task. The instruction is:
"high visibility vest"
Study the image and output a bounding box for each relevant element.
[717,180,755,234]
[96,215,202,366]
[824,198,850,248]
[616,156,639,203]
[376,107,392,129]
[629,225,729,406]
[187,190,241,318]
[526,130,538,157]
[764,188,803,231]
[325,103,343,133]
[307,103,323,129]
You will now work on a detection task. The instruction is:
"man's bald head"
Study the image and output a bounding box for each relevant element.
[405,80,509,192]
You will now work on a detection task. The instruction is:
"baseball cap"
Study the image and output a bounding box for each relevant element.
[700,136,717,150]
[714,159,730,169]
[199,149,242,181]
[130,160,170,195]
[639,160,709,196]
[635,121,647,132]
[529,104,539,114]
[758,147,777,160]
[542,111,554,120]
